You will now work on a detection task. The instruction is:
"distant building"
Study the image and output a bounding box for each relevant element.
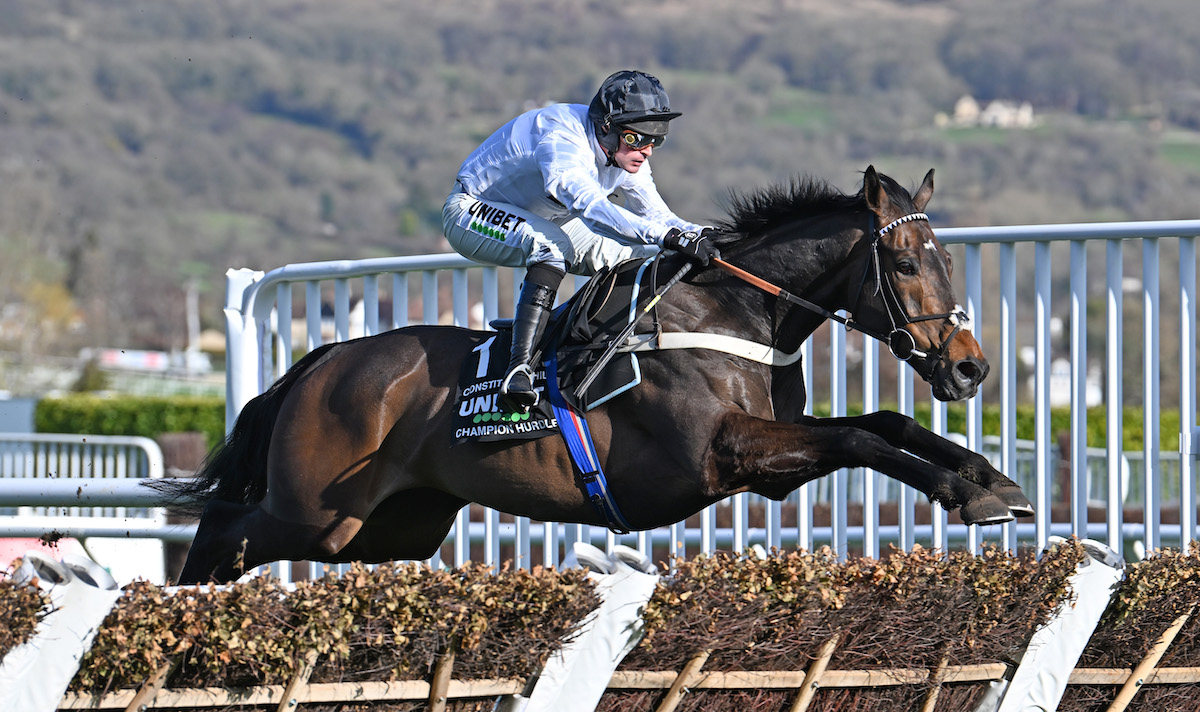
[952,95,981,125]
[936,95,1036,129]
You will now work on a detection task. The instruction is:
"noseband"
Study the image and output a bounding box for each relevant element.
[712,211,969,366]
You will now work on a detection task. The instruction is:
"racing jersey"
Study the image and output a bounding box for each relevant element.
[454,103,702,245]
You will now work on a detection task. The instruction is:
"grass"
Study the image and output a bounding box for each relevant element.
[190,210,271,237]
[168,210,273,254]
[761,88,836,131]
[1160,135,1200,172]
[938,125,1014,145]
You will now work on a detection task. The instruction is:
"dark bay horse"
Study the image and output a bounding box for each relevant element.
[173,166,1033,583]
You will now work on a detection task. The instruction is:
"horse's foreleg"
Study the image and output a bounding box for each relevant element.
[707,414,1013,526]
[794,412,1033,516]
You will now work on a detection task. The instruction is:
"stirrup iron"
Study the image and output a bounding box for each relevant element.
[499,363,539,412]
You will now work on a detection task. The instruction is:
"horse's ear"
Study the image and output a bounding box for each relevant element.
[863,165,888,213]
[913,168,935,211]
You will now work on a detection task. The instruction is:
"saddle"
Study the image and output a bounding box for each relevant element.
[547,255,664,410]
[451,256,663,445]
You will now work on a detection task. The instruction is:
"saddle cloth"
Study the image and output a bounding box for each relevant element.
[451,329,560,445]
[451,256,660,446]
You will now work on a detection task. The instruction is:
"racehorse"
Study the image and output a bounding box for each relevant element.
[171,165,1033,584]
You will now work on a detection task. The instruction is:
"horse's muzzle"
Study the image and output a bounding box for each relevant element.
[953,355,988,392]
[929,355,989,401]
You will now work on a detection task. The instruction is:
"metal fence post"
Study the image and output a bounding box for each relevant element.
[224,268,265,433]
[1106,239,1124,553]
[1181,236,1197,548]
[1142,238,1161,552]
[1070,240,1089,540]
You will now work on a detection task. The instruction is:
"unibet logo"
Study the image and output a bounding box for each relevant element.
[467,200,527,242]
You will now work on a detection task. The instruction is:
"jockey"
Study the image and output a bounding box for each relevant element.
[443,69,720,413]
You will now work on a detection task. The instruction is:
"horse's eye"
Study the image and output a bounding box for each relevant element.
[896,260,917,276]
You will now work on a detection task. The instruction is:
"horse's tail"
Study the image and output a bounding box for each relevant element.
[152,344,338,516]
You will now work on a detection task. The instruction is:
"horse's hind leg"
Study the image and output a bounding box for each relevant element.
[331,489,468,564]
[178,491,463,582]
[178,499,256,584]
[178,499,354,584]
[795,412,1034,517]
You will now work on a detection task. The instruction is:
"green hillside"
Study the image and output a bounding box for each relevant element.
[1,0,1199,358]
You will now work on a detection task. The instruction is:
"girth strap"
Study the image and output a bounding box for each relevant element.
[624,331,804,366]
[545,351,633,534]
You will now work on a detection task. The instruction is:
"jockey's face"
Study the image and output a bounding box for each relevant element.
[612,139,653,174]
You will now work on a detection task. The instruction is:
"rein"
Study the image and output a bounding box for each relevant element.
[713,211,968,364]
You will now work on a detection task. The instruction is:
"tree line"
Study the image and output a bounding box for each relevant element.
[0,0,1197,358]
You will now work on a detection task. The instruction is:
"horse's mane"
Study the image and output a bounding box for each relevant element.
[716,177,857,236]
[714,172,917,243]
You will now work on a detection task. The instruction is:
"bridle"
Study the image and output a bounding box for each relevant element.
[713,211,969,365]
[858,212,969,362]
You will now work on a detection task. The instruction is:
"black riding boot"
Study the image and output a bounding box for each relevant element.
[499,264,563,413]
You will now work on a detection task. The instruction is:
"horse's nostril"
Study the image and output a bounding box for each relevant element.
[953,358,982,385]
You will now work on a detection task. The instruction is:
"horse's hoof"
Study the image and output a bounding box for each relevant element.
[990,484,1035,518]
[960,494,1015,526]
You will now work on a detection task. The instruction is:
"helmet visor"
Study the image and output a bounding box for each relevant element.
[620,118,670,137]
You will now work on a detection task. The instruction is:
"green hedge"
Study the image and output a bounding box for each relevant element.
[35,394,225,449]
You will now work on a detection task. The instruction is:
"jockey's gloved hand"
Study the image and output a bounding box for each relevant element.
[663,227,721,266]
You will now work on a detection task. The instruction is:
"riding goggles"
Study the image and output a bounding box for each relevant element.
[619,129,666,149]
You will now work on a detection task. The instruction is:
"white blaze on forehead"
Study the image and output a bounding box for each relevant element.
[924,239,938,251]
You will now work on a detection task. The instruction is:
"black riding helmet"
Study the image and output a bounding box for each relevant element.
[587,70,681,161]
